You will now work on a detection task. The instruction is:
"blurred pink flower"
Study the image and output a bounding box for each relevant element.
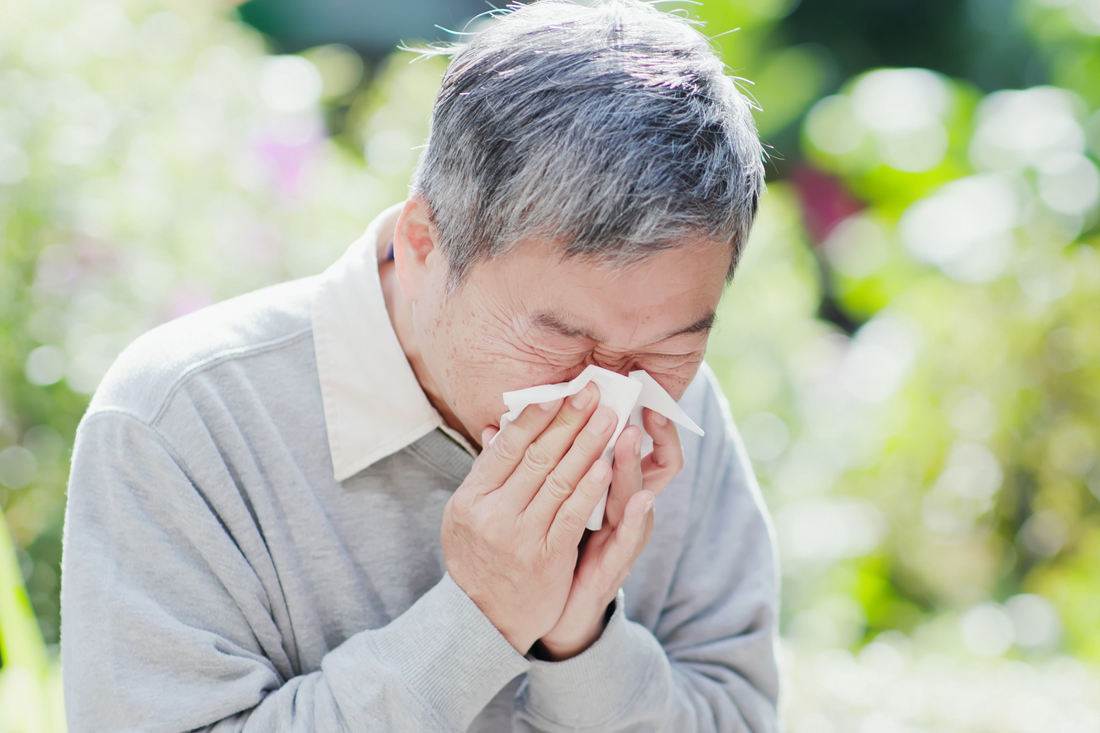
[254,119,325,200]
[792,165,864,245]
[167,283,215,320]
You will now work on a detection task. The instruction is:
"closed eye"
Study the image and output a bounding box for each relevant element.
[637,352,702,368]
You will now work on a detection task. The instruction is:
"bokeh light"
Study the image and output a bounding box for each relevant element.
[4,0,1100,729]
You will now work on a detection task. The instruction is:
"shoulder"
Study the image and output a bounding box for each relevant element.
[87,276,319,425]
[674,361,762,514]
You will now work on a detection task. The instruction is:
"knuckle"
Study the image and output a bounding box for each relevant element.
[555,507,584,536]
[448,494,472,520]
[578,480,603,504]
[521,441,556,474]
[492,433,526,466]
[541,471,573,501]
[583,463,610,493]
[656,444,684,471]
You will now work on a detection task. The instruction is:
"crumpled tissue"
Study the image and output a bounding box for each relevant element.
[497,365,704,531]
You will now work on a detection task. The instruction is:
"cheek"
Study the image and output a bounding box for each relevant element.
[478,328,591,383]
[484,350,583,395]
[439,334,569,422]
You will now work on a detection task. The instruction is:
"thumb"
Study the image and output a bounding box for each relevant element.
[599,490,654,577]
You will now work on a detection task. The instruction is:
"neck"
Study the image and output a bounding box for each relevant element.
[379,261,476,446]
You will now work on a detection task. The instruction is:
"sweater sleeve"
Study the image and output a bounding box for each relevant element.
[512,374,781,732]
[60,410,530,732]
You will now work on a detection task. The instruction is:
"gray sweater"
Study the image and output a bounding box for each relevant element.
[60,274,780,731]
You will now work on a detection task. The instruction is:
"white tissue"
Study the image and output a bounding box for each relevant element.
[497,365,704,531]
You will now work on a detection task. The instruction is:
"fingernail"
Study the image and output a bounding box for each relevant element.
[644,498,654,515]
[634,433,642,456]
[652,413,668,427]
[588,461,609,483]
[571,385,594,410]
[539,397,563,412]
[588,406,614,435]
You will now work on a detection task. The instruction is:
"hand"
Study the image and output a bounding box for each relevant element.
[441,383,617,654]
[538,408,684,660]
[605,408,686,527]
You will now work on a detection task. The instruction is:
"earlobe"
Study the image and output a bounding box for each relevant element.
[393,195,440,301]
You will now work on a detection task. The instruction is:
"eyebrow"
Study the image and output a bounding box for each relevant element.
[531,310,716,342]
[673,311,717,337]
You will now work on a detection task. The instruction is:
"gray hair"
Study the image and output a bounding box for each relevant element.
[410,0,766,289]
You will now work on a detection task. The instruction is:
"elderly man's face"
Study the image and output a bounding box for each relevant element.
[393,201,731,445]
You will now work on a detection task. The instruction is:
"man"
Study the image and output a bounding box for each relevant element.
[60,0,778,730]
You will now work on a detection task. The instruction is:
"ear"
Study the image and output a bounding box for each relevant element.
[393,195,442,301]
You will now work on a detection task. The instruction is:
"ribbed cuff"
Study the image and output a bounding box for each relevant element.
[521,590,662,727]
[326,573,530,730]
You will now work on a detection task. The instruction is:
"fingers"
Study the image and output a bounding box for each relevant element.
[506,383,611,508]
[536,489,654,661]
[559,488,654,607]
[597,489,655,580]
[603,425,643,528]
[523,400,618,527]
[545,457,614,551]
[469,398,563,492]
[640,408,684,486]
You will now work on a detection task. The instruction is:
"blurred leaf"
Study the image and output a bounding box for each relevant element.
[752,45,833,137]
[0,508,46,674]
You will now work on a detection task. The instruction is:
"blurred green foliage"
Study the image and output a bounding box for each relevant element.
[0,507,62,732]
[2,0,1100,730]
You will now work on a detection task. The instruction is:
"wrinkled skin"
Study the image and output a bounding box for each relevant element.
[381,196,730,658]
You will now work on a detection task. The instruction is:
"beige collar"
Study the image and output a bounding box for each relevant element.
[311,202,475,482]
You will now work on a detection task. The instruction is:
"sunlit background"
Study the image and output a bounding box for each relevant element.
[2,0,1100,730]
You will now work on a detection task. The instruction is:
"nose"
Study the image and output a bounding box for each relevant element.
[588,353,634,376]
